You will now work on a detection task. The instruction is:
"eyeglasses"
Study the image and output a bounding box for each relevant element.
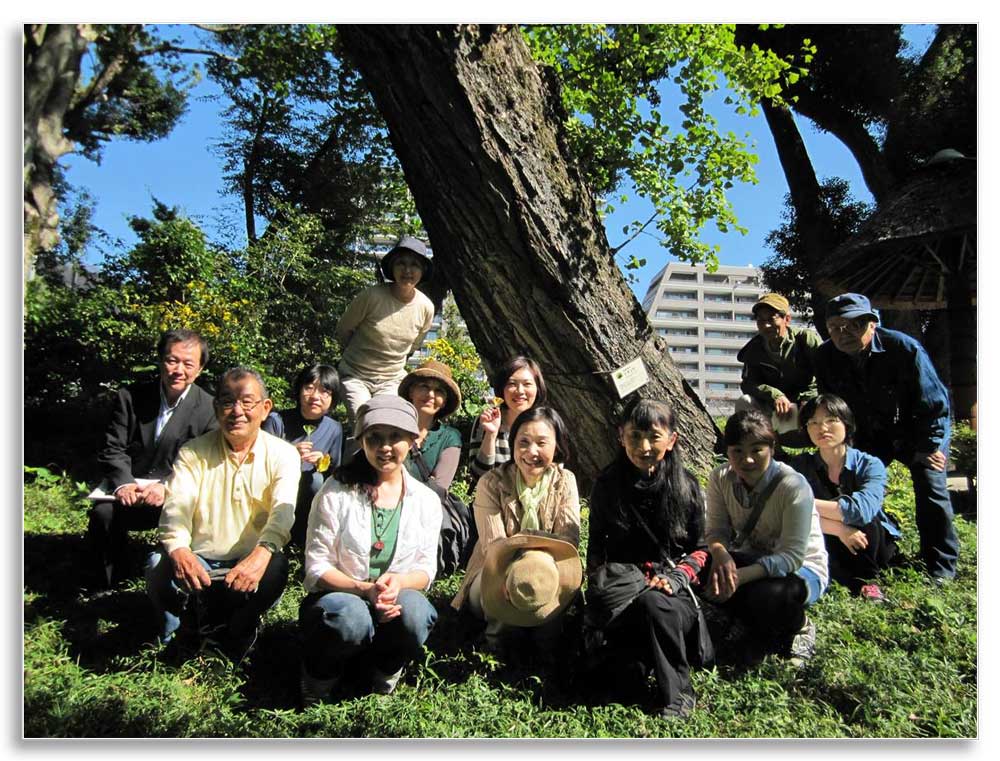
[301,383,333,399]
[806,416,842,429]
[827,317,872,335]
[216,397,265,413]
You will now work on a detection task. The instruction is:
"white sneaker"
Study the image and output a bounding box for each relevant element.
[370,666,404,695]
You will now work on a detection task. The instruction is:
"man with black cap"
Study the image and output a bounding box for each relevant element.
[814,292,958,581]
[336,236,435,430]
[735,293,821,445]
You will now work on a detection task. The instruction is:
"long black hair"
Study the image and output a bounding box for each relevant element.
[605,397,703,546]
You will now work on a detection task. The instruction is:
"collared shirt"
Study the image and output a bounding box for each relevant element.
[155,383,193,443]
[158,429,300,561]
[706,459,829,588]
[815,326,951,459]
[303,469,442,593]
[790,448,901,538]
[737,324,821,406]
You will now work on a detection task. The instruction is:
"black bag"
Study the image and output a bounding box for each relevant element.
[410,447,477,577]
[628,506,716,669]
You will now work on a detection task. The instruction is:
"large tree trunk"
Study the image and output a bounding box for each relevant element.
[23,24,93,284]
[337,24,721,486]
[759,100,837,330]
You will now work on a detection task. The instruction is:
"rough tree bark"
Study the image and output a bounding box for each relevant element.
[337,24,721,486]
[23,23,94,283]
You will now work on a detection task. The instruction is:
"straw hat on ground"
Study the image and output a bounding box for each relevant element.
[480,531,582,628]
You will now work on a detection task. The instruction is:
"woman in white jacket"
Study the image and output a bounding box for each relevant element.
[704,409,828,666]
[298,395,442,706]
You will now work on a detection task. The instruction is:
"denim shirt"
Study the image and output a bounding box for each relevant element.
[815,327,951,460]
[791,448,901,538]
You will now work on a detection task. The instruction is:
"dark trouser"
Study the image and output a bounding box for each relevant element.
[292,471,325,547]
[145,548,289,643]
[866,440,960,579]
[299,589,438,680]
[725,575,808,651]
[605,589,699,708]
[87,500,162,587]
[824,519,898,594]
[907,459,959,579]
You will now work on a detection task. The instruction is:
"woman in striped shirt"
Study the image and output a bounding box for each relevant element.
[468,356,547,483]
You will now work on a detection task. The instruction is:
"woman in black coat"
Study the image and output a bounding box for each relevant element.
[587,398,710,720]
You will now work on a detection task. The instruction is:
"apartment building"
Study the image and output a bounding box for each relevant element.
[641,262,783,416]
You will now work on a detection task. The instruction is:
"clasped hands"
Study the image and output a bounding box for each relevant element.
[366,573,403,623]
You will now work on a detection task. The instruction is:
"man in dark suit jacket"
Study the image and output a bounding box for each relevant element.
[88,329,218,588]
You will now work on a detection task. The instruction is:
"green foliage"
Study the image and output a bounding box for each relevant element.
[419,297,492,426]
[24,201,374,466]
[23,473,976,737]
[66,24,196,162]
[950,420,976,476]
[524,24,810,266]
[204,24,420,251]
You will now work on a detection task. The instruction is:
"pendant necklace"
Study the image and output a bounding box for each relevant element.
[371,486,403,552]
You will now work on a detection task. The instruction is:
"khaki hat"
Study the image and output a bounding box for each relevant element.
[354,394,420,440]
[752,293,790,316]
[397,359,462,419]
[480,532,583,628]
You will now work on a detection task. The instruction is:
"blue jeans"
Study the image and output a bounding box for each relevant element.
[795,566,825,605]
[299,589,437,679]
[145,548,289,643]
[908,459,960,578]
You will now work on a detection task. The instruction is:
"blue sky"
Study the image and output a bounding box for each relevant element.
[61,24,936,301]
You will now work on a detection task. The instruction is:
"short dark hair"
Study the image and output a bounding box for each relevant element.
[800,394,856,445]
[157,329,209,368]
[491,355,547,406]
[216,366,269,401]
[292,364,339,403]
[617,397,676,433]
[509,405,571,465]
[723,409,776,449]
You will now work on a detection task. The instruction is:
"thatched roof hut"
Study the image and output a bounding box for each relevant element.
[816,152,976,310]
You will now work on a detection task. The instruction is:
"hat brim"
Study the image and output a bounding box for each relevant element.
[829,309,878,322]
[398,367,462,419]
[480,532,582,628]
[380,246,434,283]
[354,406,421,440]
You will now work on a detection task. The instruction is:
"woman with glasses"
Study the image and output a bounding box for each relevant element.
[469,356,547,483]
[263,365,344,547]
[790,394,900,601]
[397,360,463,490]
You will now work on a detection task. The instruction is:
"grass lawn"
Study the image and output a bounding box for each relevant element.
[23,463,977,738]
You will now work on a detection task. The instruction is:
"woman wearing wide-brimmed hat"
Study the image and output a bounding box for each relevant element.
[298,395,442,707]
[451,406,581,660]
[335,236,436,429]
[397,359,463,491]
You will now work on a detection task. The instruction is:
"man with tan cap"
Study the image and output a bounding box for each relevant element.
[735,293,821,443]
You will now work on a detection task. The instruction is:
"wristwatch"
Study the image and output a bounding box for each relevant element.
[258,540,280,554]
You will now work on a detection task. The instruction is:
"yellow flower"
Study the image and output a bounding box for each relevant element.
[318,454,331,473]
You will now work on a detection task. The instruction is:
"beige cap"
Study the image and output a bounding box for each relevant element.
[752,293,790,316]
